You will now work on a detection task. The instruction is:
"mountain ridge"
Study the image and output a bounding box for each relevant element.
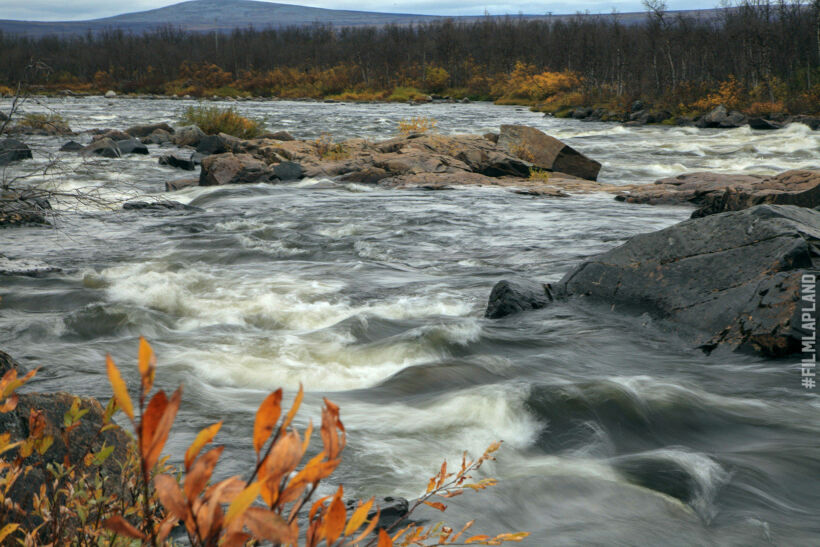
[0,0,720,37]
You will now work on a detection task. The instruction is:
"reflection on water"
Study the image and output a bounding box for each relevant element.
[1,97,819,544]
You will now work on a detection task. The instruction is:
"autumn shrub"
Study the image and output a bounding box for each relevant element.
[529,168,551,182]
[745,101,787,116]
[17,112,67,130]
[0,338,529,546]
[691,76,746,111]
[0,85,14,97]
[313,132,349,160]
[180,105,263,138]
[397,117,438,136]
[386,87,428,102]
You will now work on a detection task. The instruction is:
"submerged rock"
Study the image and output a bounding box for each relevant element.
[0,349,21,375]
[485,278,554,319]
[122,200,201,212]
[557,204,820,356]
[0,256,61,276]
[83,137,121,158]
[173,125,206,147]
[497,124,601,181]
[125,122,175,138]
[115,138,149,155]
[0,138,33,165]
[0,196,50,227]
[59,140,84,152]
[165,177,200,192]
[159,152,197,170]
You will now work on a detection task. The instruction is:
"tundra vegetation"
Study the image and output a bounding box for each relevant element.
[0,1,816,119]
[0,338,528,546]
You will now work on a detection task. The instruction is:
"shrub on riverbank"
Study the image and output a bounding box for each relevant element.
[180,105,262,139]
[0,339,528,545]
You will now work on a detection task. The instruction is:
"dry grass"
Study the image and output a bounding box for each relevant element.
[180,104,263,138]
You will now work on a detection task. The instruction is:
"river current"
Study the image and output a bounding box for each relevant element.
[1,97,819,545]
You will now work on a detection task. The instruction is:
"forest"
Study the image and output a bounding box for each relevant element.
[0,0,818,117]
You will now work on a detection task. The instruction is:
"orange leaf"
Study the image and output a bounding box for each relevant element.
[0,394,18,413]
[156,516,177,544]
[254,389,282,455]
[185,421,222,472]
[378,528,393,547]
[224,481,260,526]
[221,532,252,547]
[137,336,157,395]
[345,497,374,536]
[322,486,346,544]
[145,386,182,471]
[106,355,133,422]
[424,501,447,512]
[242,507,296,543]
[103,515,145,539]
[346,508,380,545]
[203,475,246,504]
[155,473,188,520]
[465,535,491,544]
[140,390,168,460]
[184,445,224,502]
[278,384,303,436]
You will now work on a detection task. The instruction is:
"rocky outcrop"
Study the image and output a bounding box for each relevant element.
[0,196,50,227]
[196,133,241,156]
[0,138,33,165]
[497,124,601,181]
[691,170,820,217]
[615,172,767,206]
[556,205,820,356]
[485,278,554,319]
[616,170,820,218]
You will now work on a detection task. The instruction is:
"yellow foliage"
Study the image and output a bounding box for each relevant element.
[180,105,263,138]
[398,116,438,135]
[313,132,349,159]
[692,76,745,111]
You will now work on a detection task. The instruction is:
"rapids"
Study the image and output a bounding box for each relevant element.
[1,97,819,545]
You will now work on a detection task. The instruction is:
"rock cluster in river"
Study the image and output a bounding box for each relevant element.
[159,124,604,194]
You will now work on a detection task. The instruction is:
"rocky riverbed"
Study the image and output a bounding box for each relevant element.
[1,97,819,545]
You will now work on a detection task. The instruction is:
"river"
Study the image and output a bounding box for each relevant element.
[1,97,819,545]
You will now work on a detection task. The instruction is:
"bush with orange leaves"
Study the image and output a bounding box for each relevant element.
[0,339,529,546]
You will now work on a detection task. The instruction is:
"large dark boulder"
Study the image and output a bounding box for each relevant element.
[0,138,33,165]
[196,133,241,156]
[59,140,84,152]
[141,128,172,145]
[557,205,820,356]
[498,124,601,181]
[124,122,174,138]
[695,106,746,128]
[748,117,783,131]
[485,278,554,319]
[199,153,278,186]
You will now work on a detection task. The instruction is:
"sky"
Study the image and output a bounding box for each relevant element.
[0,0,718,22]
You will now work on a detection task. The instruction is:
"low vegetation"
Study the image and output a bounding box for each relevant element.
[0,338,528,545]
[397,117,438,135]
[180,105,262,139]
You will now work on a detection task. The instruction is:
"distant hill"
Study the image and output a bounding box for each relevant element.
[0,0,721,37]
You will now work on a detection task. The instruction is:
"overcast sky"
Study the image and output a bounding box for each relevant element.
[0,0,718,22]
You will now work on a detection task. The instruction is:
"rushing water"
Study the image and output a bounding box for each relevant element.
[2,97,819,545]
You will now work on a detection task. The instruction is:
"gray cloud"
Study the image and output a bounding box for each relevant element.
[0,0,716,21]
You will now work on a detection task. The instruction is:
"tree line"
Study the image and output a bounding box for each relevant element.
[0,0,817,115]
